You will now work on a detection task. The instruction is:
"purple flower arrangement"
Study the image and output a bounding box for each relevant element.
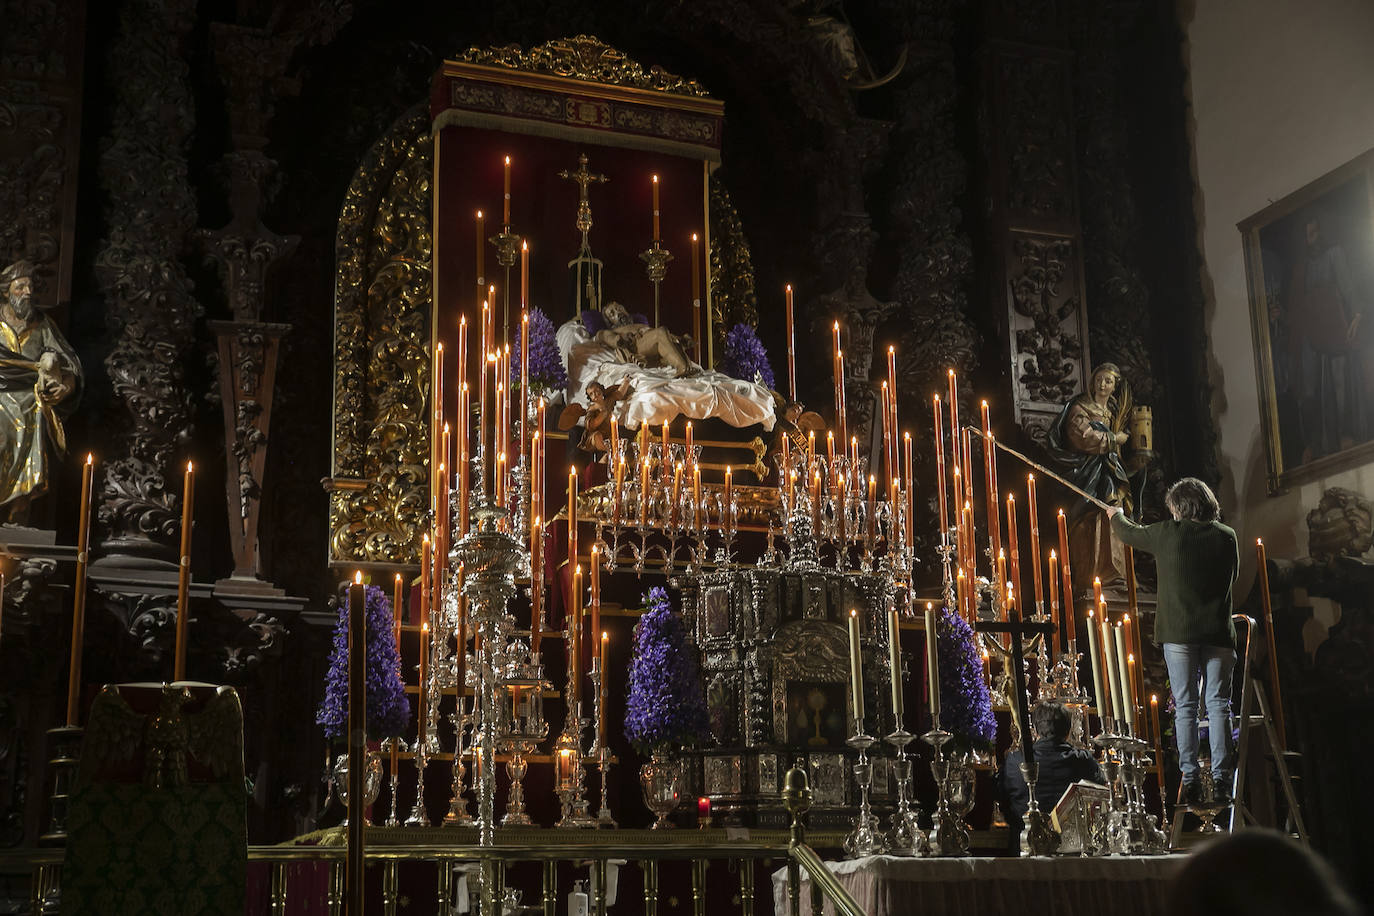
[513,307,567,392]
[316,585,411,742]
[935,605,997,751]
[623,587,711,757]
[721,323,775,389]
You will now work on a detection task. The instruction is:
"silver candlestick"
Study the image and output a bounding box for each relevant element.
[923,727,969,856]
[442,694,475,827]
[842,733,887,858]
[1019,762,1060,856]
[405,739,430,827]
[385,737,404,828]
[885,728,928,856]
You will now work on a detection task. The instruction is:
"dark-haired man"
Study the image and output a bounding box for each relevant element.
[999,700,1104,849]
[1108,477,1239,804]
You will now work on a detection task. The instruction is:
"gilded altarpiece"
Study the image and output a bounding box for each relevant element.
[328,40,745,567]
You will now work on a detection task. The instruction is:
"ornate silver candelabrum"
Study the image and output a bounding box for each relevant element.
[553,708,596,828]
[1097,732,1169,855]
[885,728,928,856]
[924,726,969,856]
[405,737,430,827]
[842,732,887,858]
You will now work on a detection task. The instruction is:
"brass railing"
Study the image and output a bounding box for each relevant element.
[5,769,866,916]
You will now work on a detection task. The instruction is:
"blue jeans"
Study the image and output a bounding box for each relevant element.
[1163,643,1237,785]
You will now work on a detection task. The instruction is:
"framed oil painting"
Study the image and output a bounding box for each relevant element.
[1241,148,1374,492]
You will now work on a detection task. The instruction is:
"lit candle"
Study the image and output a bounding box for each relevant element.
[1102,607,1122,727]
[1128,653,1139,732]
[848,609,865,730]
[981,647,991,686]
[418,620,429,743]
[419,535,431,740]
[924,602,940,721]
[520,307,529,470]
[880,381,892,480]
[685,421,694,476]
[590,544,601,656]
[693,464,702,530]
[1006,493,1020,616]
[835,346,847,449]
[475,210,485,288]
[807,430,815,466]
[614,454,625,529]
[1256,538,1286,749]
[571,564,582,702]
[651,174,660,240]
[536,397,546,524]
[826,430,835,477]
[724,466,733,525]
[1048,550,1062,656]
[836,474,847,553]
[956,568,968,623]
[174,460,194,682]
[812,468,823,534]
[66,453,95,725]
[1086,609,1108,722]
[662,421,671,489]
[639,457,650,528]
[952,465,964,556]
[567,466,578,587]
[996,549,1008,622]
[691,234,701,357]
[1150,694,1164,763]
[1093,577,1104,616]
[459,383,470,537]
[599,632,609,745]
[1057,508,1073,627]
[698,795,711,826]
[672,462,683,530]
[503,155,511,225]
[1027,474,1043,616]
[530,516,542,659]
[888,603,904,726]
[903,431,914,548]
[1114,622,1133,730]
[520,241,529,310]
[785,285,796,401]
[392,573,404,647]
[933,395,948,537]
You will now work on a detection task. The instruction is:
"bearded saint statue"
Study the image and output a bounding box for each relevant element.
[0,261,82,525]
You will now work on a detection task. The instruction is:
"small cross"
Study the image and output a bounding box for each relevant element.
[557,153,608,204]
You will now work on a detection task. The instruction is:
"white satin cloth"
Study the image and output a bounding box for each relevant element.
[770,853,1185,916]
[556,318,777,431]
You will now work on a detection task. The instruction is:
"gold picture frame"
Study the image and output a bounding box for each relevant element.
[1240,147,1374,493]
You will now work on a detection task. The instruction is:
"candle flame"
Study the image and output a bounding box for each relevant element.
[436,342,443,353]
[849,608,857,618]
[186,460,193,473]
[1050,549,1057,558]
[602,631,608,642]
[1151,694,1158,703]
[85,452,93,465]
[948,368,954,377]
[476,210,483,218]
[692,232,698,242]
[1128,652,1135,662]
[1058,508,1065,517]
[1008,493,1015,504]
[353,571,363,584]
[575,563,581,575]
[395,573,402,582]
[460,315,466,327]
[1123,613,1131,623]
[522,240,528,252]
[1256,537,1263,546]
[422,621,429,633]
[786,283,792,292]
[504,155,510,165]
[652,174,658,183]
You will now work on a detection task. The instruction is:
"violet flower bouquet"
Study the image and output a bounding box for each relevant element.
[624,587,710,757]
[721,323,775,389]
[935,605,997,752]
[513,307,567,392]
[316,585,411,742]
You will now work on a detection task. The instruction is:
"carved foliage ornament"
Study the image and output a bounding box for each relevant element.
[1010,235,1083,407]
[460,35,710,98]
[330,106,432,565]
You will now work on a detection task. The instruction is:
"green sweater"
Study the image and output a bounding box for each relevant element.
[1110,514,1238,648]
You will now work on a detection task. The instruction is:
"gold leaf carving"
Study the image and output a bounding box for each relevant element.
[459,35,711,98]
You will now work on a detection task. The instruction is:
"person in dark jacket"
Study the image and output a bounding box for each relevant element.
[1000,700,1105,848]
[1108,477,1239,804]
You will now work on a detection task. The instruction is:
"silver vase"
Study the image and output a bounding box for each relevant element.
[639,752,682,829]
[333,750,384,826]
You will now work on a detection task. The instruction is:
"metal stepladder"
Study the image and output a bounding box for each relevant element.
[1169,614,1308,846]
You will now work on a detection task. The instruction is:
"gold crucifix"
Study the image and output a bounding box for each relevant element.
[558,153,608,250]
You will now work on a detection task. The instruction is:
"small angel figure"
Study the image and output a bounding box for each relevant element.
[557,379,633,453]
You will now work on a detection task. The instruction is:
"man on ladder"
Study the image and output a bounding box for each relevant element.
[1108,478,1239,808]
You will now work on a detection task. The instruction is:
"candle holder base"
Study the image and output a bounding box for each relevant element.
[884,729,928,856]
[923,728,970,857]
[1018,763,1061,857]
[39,725,82,846]
[842,733,887,859]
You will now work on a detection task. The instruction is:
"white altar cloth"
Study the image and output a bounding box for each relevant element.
[770,853,1186,916]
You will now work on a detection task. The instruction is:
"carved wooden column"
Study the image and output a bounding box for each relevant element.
[979,9,1093,442]
[92,0,199,568]
[198,21,302,598]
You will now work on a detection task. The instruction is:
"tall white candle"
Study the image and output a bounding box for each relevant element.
[888,603,904,727]
[848,609,865,731]
[924,602,940,723]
